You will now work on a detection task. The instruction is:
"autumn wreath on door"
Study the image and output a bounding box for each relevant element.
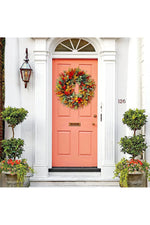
[55,68,96,109]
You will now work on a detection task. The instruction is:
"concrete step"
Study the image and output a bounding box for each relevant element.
[30,180,119,187]
[30,172,119,187]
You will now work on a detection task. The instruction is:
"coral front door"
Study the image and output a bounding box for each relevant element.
[52,59,98,167]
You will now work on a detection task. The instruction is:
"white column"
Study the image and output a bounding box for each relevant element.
[99,39,116,178]
[126,38,141,137]
[127,38,141,110]
[142,38,150,163]
[33,38,49,177]
[5,38,21,139]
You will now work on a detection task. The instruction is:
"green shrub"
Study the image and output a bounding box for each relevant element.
[1,138,24,160]
[122,108,147,131]
[1,106,28,127]
[120,134,147,159]
[1,107,28,138]
[0,159,34,184]
[114,108,150,187]
[0,106,34,184]
[113,158,150,187]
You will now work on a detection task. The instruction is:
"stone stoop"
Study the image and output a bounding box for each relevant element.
[30,172,120,187]
[30,180,119,187]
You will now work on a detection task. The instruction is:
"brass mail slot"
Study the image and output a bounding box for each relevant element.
[69,122,81,126]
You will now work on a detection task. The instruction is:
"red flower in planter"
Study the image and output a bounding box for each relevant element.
[7,159,12,164]
[15,160,20,165]
[137,159,143,165]
[129,159,143,166]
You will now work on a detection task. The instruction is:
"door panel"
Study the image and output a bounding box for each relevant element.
[57,131,71,155]
[78,131,92,155]
[52,59,98,167]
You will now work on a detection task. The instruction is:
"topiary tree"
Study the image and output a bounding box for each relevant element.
[1,107,28,160]
[122,108,147,135]
[120,109,148,159]
[114,108,150,187]
[1,106,28,138]
[0,107,34,186]
[2,138,24,160]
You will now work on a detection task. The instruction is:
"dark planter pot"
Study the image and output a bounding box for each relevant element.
[2,172,30,187]
[127,172,147,187]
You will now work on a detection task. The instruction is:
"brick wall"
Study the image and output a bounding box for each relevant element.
[0,38,3,158]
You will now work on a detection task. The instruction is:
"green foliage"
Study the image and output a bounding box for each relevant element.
[15,159,34,184]
[113,108,150,186]
[0,106,34,184]
[121,109,148,159]
[0,159,34,184]
[113,158,150,187]
[122,108,147,131]
[1,106,28,128]
[120,134,147,159]
[113,158,129,187]
[1,138,24,160]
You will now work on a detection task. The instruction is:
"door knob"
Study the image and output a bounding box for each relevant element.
[93,114,97,118]
[92,123,95,126]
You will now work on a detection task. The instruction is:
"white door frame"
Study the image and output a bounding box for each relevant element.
[33,37,117,179]
[48,38,101,171]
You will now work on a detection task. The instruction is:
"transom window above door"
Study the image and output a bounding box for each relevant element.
[55,39,95,52]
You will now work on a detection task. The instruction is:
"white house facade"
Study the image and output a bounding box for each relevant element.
[4,37,150,186]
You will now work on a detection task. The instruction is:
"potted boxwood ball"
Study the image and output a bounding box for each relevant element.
[0,107,34,187]
[113,109,150,187]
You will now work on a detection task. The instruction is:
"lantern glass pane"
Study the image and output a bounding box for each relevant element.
[21,61,31,69]
[22,70,30,81]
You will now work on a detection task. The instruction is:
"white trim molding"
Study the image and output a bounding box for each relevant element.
[33,38,49,177]
[99,39,117,178]
[32,37,117,180]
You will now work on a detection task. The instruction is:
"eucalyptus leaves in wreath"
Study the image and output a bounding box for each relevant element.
[113,108,150,187]
[55,68,96,109]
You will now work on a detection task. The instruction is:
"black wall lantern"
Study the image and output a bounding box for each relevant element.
[20,48,32,88]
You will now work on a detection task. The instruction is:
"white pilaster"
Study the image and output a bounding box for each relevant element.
[142,38,150,163]
[127,38,141,109]
[33,38,49,177]
[126,38,142,138]
[99,39,116,178]
[5,38,21,139]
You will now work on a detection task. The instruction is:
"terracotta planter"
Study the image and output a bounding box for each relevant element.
[127,172,147,187]
[2,172,30,187]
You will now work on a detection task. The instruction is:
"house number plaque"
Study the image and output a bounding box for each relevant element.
[118,99,126,104]
[69,122,81,126]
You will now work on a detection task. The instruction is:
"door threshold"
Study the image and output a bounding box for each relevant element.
[48,167,101,172]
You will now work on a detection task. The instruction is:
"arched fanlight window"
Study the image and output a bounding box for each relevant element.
[55,39,95,52]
